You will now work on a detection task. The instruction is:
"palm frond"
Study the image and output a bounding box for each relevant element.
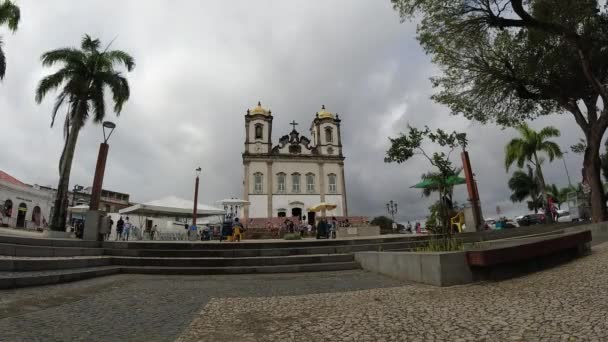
[81,34,100,52]
[540,141,563,161]
[90,80,105,123]
[35,69,70,103]
[0,0,20,31]
[98,71,130,113]
[0,37,5,80]
[41,48,85,67]
[105,50,135,71]
[538,126,561,140]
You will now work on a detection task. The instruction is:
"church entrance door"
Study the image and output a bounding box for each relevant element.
[291,207,302,220]
[307,212,315,225]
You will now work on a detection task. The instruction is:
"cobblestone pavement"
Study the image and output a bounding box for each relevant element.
[0,270,403,342]
[177,243,608,342]
[2,245,607,342]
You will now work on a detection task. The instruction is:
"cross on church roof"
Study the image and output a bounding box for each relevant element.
[290,120,298,131]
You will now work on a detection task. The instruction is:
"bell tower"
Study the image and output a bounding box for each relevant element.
[310,105,342,156]
[244,101,273,154]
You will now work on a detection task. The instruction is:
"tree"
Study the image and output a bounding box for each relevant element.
[571,138,608,183]
[385,126,468,232]
[547,183,576,209]
[371,216,398,234]
[391,0,608,222]
[36,35,135,231]
[505,123,562,220]
[418,168,462,210]
[508,165,544,213]
[0,0,20,80]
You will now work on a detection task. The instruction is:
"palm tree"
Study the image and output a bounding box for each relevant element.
[505,123,562,221]
[508,165,544,213]
[36,35,135,231]
[547,184,577,209]
[0,0,20,80]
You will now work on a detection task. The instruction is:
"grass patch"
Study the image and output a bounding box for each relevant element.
[283,233,302,240]
[416,236,463,252]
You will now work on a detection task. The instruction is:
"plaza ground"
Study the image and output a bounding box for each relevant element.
[0,242,607,341]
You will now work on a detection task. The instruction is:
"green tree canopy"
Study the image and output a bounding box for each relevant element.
[390,0,608,222]
[508,164,544,212]
[0,0,20,79]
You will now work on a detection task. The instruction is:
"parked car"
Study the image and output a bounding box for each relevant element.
[516,213,546,226]
[556,210,575,223]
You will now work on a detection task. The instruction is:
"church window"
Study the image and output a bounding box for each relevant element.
[255,124,263,140]
[325,127,333,143]
[306,173,315,192]
[277,173,286,193]
[254,172,263,193]
[328,174,337,193]
[292,173,301,193]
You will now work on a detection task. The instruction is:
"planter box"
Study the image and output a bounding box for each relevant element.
[355,250,473,287]
[45,230,73,239]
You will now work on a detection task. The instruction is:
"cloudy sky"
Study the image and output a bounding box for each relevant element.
[0,0,587,222]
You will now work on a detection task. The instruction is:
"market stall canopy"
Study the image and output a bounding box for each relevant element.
[308,202,338,212]
[67,205,89,213]
[119,196,224,218]
[410,175,466,189]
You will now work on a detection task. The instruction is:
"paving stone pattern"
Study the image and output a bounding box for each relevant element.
[177,243,608,342]
[1,244,608,341]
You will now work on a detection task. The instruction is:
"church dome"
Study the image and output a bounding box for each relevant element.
[317,105,334,119]
[249,101,270,116]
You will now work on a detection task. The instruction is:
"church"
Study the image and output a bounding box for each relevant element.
[242,102,348,224]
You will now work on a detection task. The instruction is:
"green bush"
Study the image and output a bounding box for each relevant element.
[283,233,302,240]
[416,236,463,252]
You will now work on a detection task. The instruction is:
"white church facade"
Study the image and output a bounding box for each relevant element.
[242,102,348,223]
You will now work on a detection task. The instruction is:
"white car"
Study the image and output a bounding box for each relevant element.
[556,210,574,223]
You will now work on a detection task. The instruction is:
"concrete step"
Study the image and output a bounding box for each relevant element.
[103,240,426,258]
[0,266,121,289]
[123,261,361,275]
[0,262,360,289]
[0,235,100,248]
[111,254,354,267]
[0,243,106,257]
[0,256,112,272]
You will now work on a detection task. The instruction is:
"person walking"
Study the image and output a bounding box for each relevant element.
[106,217,114,241]
[116,216,124,241]
[316,218,327,239]
[151,224,157,240]
[232,218,243,242]
[330,217,338,239]
[407,221,413,234]
[123,217,131,241]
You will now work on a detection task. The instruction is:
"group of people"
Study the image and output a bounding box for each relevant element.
[403,221,422,234]
[316,217,340,239]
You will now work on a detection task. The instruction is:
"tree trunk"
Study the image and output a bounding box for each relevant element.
[49,112,82,231]
[534,153,553,223]
[584,135,607,222]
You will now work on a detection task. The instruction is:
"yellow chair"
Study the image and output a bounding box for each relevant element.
[450,212,465,233]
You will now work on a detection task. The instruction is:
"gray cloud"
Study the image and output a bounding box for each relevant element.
[0,0,588,223]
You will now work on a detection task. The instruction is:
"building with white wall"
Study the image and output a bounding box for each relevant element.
[242,102,348,223]
[0,171,54,229]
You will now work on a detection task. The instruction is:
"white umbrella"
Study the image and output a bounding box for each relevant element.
[119,196,225,218]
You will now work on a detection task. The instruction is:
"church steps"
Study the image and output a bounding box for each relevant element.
[109,254,353,267]
[0,242,105,257]
[0,262,360,289]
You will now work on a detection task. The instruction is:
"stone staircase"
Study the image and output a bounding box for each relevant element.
[0,234,432,289]
[0,224,572,289]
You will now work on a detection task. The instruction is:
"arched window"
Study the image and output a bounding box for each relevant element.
[255,124,263,140]
[277,173,286,193]
[254,172,263,193]
[292,173,301,193]
[325,127,333,143]
[328,174,337,193]
[306,173,315,192]
[3,199,13,217]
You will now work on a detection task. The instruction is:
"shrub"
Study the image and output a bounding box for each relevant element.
[283,233,302,240]
[416,236,463,252]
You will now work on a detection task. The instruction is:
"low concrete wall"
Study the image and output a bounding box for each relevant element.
[335,226,380,239]
[566,222,608,246]
[355,251,472,287]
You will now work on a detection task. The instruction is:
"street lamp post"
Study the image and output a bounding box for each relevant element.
[386,200,397,230]
[192,167,201,228]
[84,121,116,241]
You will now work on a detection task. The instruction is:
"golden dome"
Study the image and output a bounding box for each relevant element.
[317,105,334,119]
[249,101,270,116]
